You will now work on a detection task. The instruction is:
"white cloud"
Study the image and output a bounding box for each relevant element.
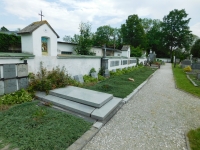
[1,0,200,39]
[191,23,200,38]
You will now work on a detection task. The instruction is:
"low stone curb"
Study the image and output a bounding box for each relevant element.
[67,127,99,150]
[184,132,191,150]
[186,75,198,87]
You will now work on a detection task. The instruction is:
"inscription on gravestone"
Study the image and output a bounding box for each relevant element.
[3,64,16,79]
[18,78,28,89]
[17,64,28,77]
[4,79,17,94]
[74,75,84,83]
[0,81,4,95]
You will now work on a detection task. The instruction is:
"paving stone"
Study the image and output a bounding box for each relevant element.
[49,86,113,108]
[91,97,122,121]
[38,94,96,117]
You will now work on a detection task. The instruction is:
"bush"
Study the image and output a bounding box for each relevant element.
[89,68,96,74]
[28,62,71,93]
[184,66,192,72]
[83,75,98,83]
[0,89,32,106]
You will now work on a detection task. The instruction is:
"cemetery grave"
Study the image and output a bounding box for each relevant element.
[36,86,123,121]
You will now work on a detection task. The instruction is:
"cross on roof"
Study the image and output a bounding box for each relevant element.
[38,10,44,21]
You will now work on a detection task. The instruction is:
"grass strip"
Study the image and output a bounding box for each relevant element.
[0,101,92,150]
[187,128,200,150]
[172,66,200,98]
[84,67,155,98]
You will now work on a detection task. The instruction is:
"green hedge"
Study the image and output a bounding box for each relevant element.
[0,33,21,52]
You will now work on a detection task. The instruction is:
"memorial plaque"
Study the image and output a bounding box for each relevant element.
[74,75,84,83]
[17,64,28,77]
[0,81,4,95]
[4,79,17,94]
[18,78,28,89]
[91,72,98,79]
[3,64,16,79]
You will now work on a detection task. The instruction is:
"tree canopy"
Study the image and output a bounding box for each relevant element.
[162,9,193,62]
[0,26,9,31]
[191,39,200,58]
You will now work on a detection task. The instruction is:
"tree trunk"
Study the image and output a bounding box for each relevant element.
[170,47,173,63]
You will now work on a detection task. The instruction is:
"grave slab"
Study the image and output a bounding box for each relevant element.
[91,97,122,121]
[0,81,4,95]
[91,72,98,79]
[49,86,113,108]
[3,64,16,79]
[36,93,96,117]
[4,79,17,94]
[17,64,28,77]
[18,78,28,89]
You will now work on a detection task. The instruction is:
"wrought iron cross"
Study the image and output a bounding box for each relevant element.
[38,10,44,21]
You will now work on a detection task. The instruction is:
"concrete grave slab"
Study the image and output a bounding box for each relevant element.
[49,86,113,108]
[0,81,4,95]
[18,78,28,89]
[39,94,96,117]
[4,79,17,94]
[3,64,16,79]
[91,97,122,121]
[17,64,28,77]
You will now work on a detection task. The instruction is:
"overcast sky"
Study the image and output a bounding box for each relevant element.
[0,0,200,41]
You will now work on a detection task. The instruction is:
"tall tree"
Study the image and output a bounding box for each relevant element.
[0,26,9,31]
[162,9,192,63]
[63,22,93,55]
[121,15,146,49]
[191,39,200,58]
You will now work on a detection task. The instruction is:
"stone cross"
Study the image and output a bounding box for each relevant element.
[39,10,44,21]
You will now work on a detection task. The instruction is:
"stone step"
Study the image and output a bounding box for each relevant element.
[36,92,95,117]
[91,97,122,121]
[49,86,113,108]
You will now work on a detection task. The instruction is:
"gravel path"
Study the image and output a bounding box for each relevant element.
[83,63,200,150]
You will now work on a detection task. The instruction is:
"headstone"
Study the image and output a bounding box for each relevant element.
[18,78,28,89]
[4,79,17,94]
[0,81,4,95]
[74,75,84,83]
[112,69,116,72]
[91,72,98,79]
[197,73,200,80]
[17,64,28,77]
[181,59,191,68]
[3,64,16,79]
[192,62,200,70]
[104,69,110,77]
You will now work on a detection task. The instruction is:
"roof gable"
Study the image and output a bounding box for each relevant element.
[121,45,130,51]
[17,20,59,38]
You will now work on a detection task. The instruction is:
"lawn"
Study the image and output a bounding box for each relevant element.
[172,66,200,97]
[0,101,92,150]
[84,67,155,98]
[172,65,200,150]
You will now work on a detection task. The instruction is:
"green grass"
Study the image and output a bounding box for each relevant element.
[84,67,155,98]
[187,128,200,150]
[0,101,92,150]
[172,66,200,98]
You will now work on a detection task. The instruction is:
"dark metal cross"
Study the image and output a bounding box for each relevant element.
[38,10,44,21]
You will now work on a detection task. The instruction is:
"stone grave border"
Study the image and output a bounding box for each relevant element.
[0,62,28,95]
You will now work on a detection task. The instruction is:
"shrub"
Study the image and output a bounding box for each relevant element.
[89,68,96,74]
[184,66,192,72]
[0,89,32,106]
[28,62,71,93]
[83,75,98,83]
